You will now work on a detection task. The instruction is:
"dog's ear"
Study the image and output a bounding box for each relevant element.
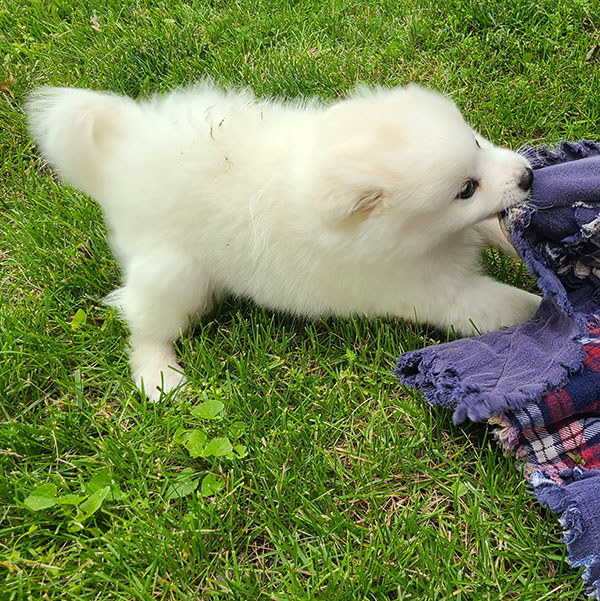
[314,100,395,224]
[313,140,388,224]
[321,184,385,223]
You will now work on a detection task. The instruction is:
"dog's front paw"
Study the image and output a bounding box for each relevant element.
[452,280,541,335]
[501,288,542,327]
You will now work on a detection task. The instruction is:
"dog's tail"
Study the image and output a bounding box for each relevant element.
[27,87,139,198]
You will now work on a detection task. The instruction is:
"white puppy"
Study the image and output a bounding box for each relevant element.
[27,83,540,400]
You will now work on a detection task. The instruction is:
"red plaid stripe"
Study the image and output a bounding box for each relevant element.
[500,322,600,482]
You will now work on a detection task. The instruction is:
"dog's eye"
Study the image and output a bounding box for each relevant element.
[457,179,478,199]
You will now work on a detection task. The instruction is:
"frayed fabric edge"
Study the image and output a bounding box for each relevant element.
[395,345,586,424]
[488,415,520,455]
[519,140,600,170]
[531,469,600,600]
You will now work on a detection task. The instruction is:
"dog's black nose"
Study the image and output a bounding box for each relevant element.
[518,167,533,191]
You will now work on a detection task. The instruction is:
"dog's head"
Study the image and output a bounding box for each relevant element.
[310,85,532,255]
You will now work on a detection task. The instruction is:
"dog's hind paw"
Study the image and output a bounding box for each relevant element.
[134,365,187,403]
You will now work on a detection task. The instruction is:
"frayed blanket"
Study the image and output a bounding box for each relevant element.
[396,141,600,597]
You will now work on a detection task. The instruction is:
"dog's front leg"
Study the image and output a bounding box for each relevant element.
[440,276,541,335]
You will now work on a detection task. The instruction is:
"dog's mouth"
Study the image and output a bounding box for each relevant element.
[479,209,505,223]
[499,211,511,244]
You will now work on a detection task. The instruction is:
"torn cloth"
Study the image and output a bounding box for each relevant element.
[395,141,600,597]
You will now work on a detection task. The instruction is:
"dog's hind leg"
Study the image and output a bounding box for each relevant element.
[112,251,212,402]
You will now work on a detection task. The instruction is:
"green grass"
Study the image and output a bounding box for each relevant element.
[1,0,599,599]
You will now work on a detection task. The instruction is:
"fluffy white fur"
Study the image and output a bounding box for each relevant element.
[27,82,541,400]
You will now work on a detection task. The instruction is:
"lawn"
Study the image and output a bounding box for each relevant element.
[1,0,599,599]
